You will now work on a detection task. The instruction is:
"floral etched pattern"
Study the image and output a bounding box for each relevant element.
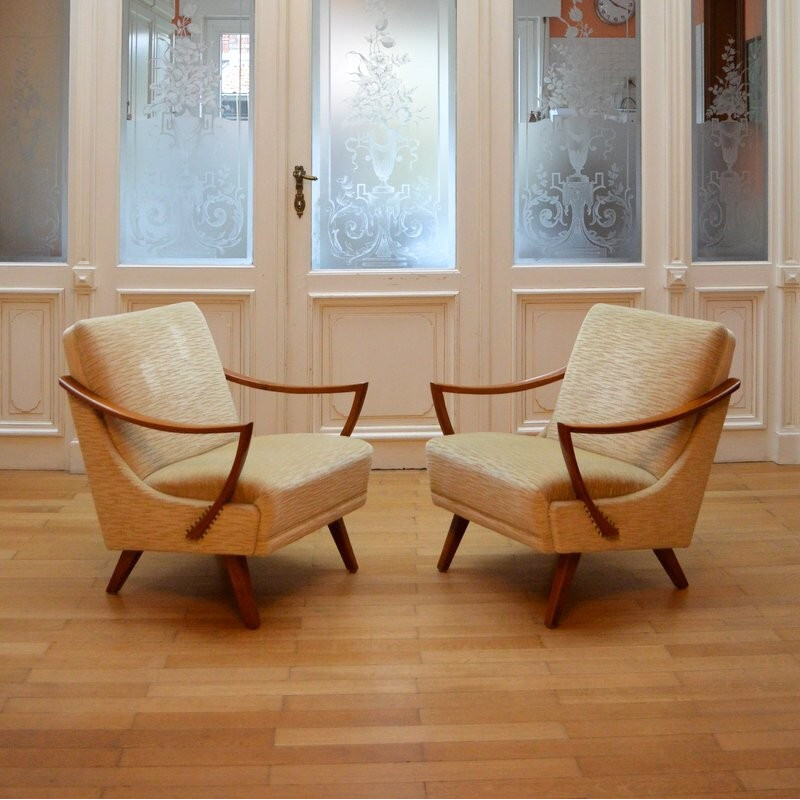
[694,35,766,260]
[121,3,251,263]
[313,0,453,269]
[516,16,640,262]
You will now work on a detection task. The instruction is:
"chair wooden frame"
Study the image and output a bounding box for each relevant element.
[430,371,741,628]
[60,372,368,628]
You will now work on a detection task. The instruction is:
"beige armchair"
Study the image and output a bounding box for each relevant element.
[426,304,740,627]
[61,302,372,628]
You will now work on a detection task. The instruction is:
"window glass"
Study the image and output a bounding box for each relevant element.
[312,0,456,270]
[0,0,69,262]
[120,0,253,265]
[692,0,767,261]
[514,0,640,263]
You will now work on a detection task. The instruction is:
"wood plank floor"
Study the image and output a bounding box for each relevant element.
[0,464,799,798]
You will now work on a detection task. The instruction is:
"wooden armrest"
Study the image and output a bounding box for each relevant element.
[556,377,741,539]
[59,375,253,542]
[430,367,566,436]
[224,369,368,437]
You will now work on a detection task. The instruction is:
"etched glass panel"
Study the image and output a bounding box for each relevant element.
[692,0,767,261]
[514,0,640,263]
[0,0,69,262]
[120,0,252,265]
[312,0,455,270]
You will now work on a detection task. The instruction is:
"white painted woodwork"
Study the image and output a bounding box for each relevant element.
[695,288,767,429]
[119,290,254,420]
[1,0,800,470]
[513,289,643,432]
[285,0,483,468]
[311,293,456,442]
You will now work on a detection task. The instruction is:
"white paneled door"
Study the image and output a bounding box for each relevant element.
[284,0,483,467]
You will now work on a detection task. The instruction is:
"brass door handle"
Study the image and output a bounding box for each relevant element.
[292,165,318,218]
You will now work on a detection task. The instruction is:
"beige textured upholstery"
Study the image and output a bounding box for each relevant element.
[146,433,372,554]
[542,304,732,477]
[63,302,373,628]
[426,303,738,627]
[64,302,239,478]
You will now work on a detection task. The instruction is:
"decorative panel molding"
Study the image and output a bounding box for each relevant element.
[781,286,799,429]
[311,293,456,437]
[72,263,97,321]
[0,291,63,435]
[513,288,644,432]
[665,0,692,268]
[695,287,767,428]
[118,290,253,419]
[665,266,689,316]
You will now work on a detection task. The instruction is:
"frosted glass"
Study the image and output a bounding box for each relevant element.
[0,0,69,262]
[312,0,455,270]
[120,0,252,265]
[514,2,641,263]
[692,0,767,262]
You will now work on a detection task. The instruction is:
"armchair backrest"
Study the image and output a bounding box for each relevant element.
[543,304,735,478]
[63,302,238,479]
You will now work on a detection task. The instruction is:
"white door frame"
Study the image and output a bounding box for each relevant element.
[283,0,486,467]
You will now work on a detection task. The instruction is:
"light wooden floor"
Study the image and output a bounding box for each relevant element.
[1,465,800,798]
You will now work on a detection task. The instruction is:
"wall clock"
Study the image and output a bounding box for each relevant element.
[594,0,635,25]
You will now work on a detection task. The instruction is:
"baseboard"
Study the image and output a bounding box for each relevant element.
[69,438,86,473]
[774,430,800,465]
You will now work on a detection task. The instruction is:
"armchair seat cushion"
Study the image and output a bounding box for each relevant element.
[426,432,657,549]
[145,433,372,543]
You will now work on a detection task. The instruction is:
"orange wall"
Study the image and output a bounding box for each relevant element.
[550,0,636,38]
[693,0,764,39]
[745,0,763,40]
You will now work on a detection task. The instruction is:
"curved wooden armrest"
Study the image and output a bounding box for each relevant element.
[59,375,253,542]
[224,369,368,437]
[430,367,566,436]
[556,377,741,539]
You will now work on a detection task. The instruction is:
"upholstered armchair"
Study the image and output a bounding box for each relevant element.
[426,303,740,627]
[60,302,372,628]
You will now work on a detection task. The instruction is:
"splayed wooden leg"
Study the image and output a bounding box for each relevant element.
[654,547,689,589]
[106,550,143,594]
[545,552,581,628]
[329,518,358,573]
[221,555,260,629]
[437,514,470,572]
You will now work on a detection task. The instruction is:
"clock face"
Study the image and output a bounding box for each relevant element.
[595,0,635,25]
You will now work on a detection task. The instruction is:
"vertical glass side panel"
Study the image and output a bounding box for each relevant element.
[0,0,69,262]
[692,0,767,261]
[312,0,456,270]
[120,0,253,265]
[514,0,641,263]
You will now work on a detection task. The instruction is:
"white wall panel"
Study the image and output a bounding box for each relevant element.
[513,289,643,432]
[0,292,63,436]
[311,293,456,438]
[119,290,253,419]
[695,287,767,428]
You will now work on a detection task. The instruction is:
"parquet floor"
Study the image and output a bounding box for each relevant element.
[1,464,799,798]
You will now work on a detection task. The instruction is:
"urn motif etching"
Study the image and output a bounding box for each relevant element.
[694,35,766,261]
[515,0,640,263]
[313,0,455,269]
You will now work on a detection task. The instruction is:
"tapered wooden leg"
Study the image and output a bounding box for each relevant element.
[106,550,143,595]
[328,518,358,573]
[545,552,581,629]
[221,555,260,629]
[437,514,470,572]
[654,548,689,589]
